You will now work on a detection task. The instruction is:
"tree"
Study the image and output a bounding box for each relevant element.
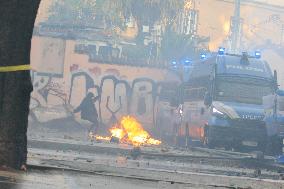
[46,0,201,62]
[48,0,96,26]
[96,0,184,36]
[96,0,132,29]
[132,0,184,26]
[102,0,184,58]
[160,26,200,61]
[0,0,41,169]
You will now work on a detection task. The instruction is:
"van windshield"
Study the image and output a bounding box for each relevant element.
[215,76,273,105]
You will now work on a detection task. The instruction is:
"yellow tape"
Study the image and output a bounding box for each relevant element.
[0,65,30,72]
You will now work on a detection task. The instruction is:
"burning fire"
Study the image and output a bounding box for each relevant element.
[94,116,161,146]
[94,135,111,141]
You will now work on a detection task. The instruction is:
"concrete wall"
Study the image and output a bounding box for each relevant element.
[30,36,179,127]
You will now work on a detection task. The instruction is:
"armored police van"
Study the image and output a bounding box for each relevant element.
[156,49,277,150]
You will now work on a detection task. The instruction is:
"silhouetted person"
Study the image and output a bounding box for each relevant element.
[73,92,100,138]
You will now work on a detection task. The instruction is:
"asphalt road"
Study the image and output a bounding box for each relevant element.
[0,169,159,189]
[1,134,283,189]
[21,116,284,188]
[0,168,233,189]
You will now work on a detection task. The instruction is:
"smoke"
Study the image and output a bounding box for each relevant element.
[197,0,283,47]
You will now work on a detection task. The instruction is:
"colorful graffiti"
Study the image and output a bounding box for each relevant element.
[30,38,179,127]
[30,67,165,128]
[69,68,160,127]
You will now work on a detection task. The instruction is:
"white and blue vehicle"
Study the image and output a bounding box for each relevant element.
[156,49,277,150]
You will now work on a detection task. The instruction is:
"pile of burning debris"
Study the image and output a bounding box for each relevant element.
[90,116,161,147]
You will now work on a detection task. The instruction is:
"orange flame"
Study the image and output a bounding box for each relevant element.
[95,135,111,141]
[184,0,192,10]
[110,125,125,139]
[95,116,161,146]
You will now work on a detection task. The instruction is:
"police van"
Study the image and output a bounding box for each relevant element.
[156,49,277,150]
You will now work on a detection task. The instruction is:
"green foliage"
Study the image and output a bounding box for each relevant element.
[131,1,160,26]
[47,0,183,29]
[95,0,132,29]
[47,0,203,61]
[154,0,184,25]
[95,0,182,28]
[160,26,195,61]
[131,0,183,26]
[48,0,97,26]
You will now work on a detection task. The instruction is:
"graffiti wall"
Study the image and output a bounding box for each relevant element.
[30,37,179,128]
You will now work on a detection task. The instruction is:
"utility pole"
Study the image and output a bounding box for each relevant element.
[229,0,243,53]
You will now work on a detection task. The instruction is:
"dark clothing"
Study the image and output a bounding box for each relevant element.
[89,119,99,133]
[0,71,32,169]
[74,93,99,122]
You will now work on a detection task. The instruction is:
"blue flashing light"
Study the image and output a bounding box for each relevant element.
[172,61,177,65]
[184,59,191,66]
[200,53,206,60]
[218,47,225,55]
[255,51,261,59]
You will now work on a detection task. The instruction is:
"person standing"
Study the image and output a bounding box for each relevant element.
[73,92,100,138]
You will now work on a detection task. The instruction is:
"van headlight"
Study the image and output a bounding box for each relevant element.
[212,107,227,118]
[212,107,224,115]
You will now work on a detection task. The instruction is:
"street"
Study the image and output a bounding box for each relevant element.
[1,0,284,188]
[2,136,283,189]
